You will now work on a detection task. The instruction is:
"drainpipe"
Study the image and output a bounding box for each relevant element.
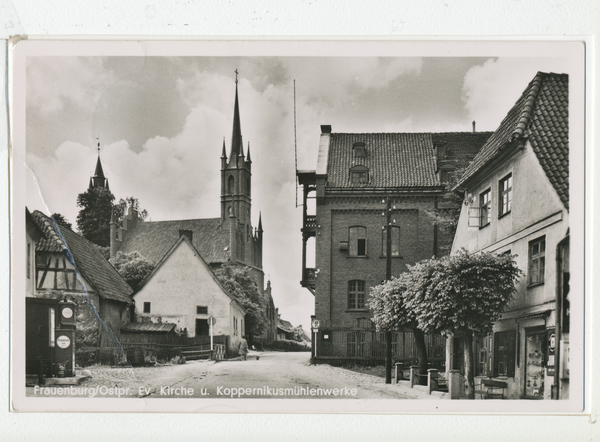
[554,234,569,400]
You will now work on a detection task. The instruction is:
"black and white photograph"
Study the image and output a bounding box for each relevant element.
[11,40,585,413]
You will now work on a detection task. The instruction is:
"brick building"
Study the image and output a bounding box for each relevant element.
[298,126,491,365]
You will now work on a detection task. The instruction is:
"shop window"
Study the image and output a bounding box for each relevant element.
[349,226,367,256]
[499,173,513,216]
[382,226,400,257]
[480,188,491,227]
[348,280,366,310]
[349,165,369,184]
[197,306,208,314]
[143,302,151,314]
[494,330,516,377]
[528,236,546,286]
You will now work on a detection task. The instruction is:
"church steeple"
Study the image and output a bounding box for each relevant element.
[228,72,243,169]
[89,142,109,190]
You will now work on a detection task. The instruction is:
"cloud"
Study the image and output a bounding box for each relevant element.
[462,57,574,131]
[27,57,114,116]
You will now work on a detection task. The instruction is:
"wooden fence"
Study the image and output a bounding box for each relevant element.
[313,319,445,368]
[91,329,230,365]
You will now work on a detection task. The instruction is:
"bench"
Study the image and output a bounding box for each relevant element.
[478,379,508,399]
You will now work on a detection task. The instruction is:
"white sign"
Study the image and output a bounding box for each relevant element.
[62,307,73,319]
[311,319,320,329]
[56,335,71,349]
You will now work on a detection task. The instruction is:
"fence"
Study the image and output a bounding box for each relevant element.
[89,329,230,365]
[313,319,445,368]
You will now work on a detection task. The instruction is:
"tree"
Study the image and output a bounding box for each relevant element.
[368,276,430,383]
[214,262,266,343]
[113,197,149,224]
[76,186,115,247]
[401,249,522,398]
[109,251,154,290]
[51,213,73,230]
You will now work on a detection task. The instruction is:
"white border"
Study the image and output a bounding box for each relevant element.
[1,1,599,440]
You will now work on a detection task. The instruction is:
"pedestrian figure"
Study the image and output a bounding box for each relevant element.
[239,336,248,361]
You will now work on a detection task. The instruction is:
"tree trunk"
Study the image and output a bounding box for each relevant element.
[413,328,429,386]
[463,331,475,399]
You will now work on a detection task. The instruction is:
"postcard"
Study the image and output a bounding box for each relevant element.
[10,39,586,413]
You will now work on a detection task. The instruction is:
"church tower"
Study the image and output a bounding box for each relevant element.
[89,142,109,190]
[220,74,252,228]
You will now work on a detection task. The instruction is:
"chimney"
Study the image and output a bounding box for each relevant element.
[472,121,476,133]
[320,124,332,134]
[179,229,193,242]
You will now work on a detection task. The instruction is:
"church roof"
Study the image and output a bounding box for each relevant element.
[325,132,491,189]
[32,211,133,305]
[227,82,244,168]
[118,218,231,265]
[455,72,569,208]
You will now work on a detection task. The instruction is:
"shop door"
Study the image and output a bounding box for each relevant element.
[525,330,546,398]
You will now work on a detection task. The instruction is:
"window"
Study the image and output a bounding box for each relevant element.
[348,280,366,310]
[349,165,369,184]
[228,175,235,194]
[353,142,366,157]
[349,227,367,256]
[494,330,516,377]
[143,302,151,314]
[440,169,451,183]
[479,188,491,227]
[382,226,400,257]
[197,306,208,314]
[499,173,512,216]
[529,236,546,285]
[27,241,31,279]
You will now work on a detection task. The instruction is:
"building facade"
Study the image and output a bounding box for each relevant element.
[133,234,247,354]
[298,126,491,365]
[450,72,569,399]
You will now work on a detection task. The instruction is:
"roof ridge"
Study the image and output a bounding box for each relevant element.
[139,217,222,224]
[511,72,545,141]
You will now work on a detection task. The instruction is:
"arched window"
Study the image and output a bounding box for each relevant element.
[228,175,235,194]
[247,177,251,196]
[348,226,367,256]
[353,142,366,157]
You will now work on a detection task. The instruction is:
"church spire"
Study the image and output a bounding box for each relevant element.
[89,141,109,190]
[229,71,243,166]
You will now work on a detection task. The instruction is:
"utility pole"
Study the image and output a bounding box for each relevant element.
[383,196,394,384]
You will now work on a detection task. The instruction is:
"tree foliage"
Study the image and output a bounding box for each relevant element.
[402,249,522,336]
[76,187,115,247]
[114,197,149,224]
[109,251,155,290]
[51,213,73,230]
[214,262,266,341]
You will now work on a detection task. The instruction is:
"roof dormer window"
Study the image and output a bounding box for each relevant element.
[353,142,366,158]
[350,165,369,184]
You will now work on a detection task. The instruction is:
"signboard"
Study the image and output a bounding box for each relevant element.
[56,335,71,349]
[311,319,320,330]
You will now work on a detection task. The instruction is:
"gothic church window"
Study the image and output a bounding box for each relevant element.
[228,175,235,194]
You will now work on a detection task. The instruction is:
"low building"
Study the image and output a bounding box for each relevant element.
[450,72,569,399]
[132,233,247,355]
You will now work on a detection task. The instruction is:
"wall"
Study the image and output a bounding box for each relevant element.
[134,239,237,338]
[315,193,444,322]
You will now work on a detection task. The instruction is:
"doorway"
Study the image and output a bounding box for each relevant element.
[195,319,209,337]
[524,329,546,398]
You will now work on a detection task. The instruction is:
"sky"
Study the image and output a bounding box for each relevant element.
[24,47,576,332]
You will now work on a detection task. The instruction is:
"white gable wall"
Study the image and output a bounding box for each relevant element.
[134,239,240,338]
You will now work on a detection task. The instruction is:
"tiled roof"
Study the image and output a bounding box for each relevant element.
[325,132,490,189]
[121,322,177,333]
[432,132,494,173]
[455,72,569,208]
[32,211,133,305]
[119,218,231,265]
[277,319,295,332]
